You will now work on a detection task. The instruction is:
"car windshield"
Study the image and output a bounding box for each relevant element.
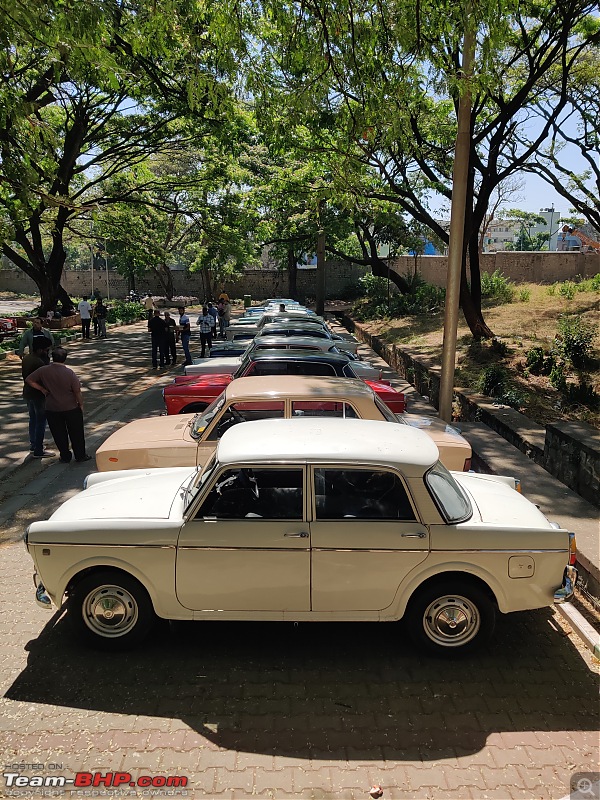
[185,453,218,507]
[190,394,226,439]
[425,461,472,523]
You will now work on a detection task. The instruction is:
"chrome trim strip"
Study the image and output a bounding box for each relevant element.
[179,546,310,552]
[29,543,176,549]
[431,548,567,554]
[312,548,423,553]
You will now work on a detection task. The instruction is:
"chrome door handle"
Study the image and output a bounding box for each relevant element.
[401,532,426,538]
[284,532,309,538]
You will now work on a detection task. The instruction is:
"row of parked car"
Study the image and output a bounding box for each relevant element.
[25,299,577,654]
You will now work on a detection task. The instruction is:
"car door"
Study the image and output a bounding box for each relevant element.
[176,466,310,611]
[310,466,430,612]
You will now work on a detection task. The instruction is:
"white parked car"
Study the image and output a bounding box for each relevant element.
[26,418,576,653]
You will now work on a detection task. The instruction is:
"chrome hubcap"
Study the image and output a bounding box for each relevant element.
[82,584,138,638]
[423,594,480,647]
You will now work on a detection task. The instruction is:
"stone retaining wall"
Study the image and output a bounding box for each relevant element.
[341,314,600,508]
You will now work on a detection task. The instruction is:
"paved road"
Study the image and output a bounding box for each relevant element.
[0,319,598,800]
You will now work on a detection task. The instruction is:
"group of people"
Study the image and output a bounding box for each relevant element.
[77,295,108,339]
[20,319,90,462]
[146,293,231,366]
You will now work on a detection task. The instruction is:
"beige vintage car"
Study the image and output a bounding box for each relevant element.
[95,376,472,472]
[27,418,576,653]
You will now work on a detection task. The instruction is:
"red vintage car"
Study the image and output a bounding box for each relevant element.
[164,350,406,415]
[0,317,18,343]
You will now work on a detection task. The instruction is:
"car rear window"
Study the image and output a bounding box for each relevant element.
[425,461,472,523]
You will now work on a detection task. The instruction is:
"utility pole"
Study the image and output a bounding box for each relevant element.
[316,200,326,315]
[438,19,475,422]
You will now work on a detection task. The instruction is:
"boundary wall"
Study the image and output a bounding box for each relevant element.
[1,251,598,300]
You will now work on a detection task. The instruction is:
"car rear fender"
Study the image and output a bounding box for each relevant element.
[389,560,507,620]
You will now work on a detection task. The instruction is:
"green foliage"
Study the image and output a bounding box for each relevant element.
[107,301,145,324]
[558,281,576,300]
[495,388,525,410]
[490,337,509,357]
[549,364,568,392]
[546,283,557,296]
[480,271,515,304]
[556,315,596,367]
[562,379,600,410]
[526,347,555,375]
[575,273,600,292]
[358,273,389,305]
[477,364,508,396]
[518,288,531,302]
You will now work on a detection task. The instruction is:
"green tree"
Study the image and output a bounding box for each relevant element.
[252,0,599,337]
[503,210,549,251]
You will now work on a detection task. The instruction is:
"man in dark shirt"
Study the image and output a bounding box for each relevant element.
[163,311,177,366]
[22,335,54,457]
[148,309,167,368]
[26,347,91,463]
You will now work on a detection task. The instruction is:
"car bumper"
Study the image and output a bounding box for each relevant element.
[553,565,578,603]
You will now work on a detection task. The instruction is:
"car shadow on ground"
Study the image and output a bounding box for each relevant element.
[5,608,597,761]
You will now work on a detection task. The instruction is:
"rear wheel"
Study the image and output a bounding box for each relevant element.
[405,581,495,655]
[68,570,156,650]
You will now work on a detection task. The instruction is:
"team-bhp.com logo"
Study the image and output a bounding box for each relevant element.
[4,772,188,790]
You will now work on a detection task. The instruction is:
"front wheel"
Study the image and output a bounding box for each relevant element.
[405,581,495,655]
[68,570,156,650]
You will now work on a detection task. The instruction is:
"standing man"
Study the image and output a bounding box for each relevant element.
[26,347,91,463]
[78,296,93,339]
[144,293,155,326]
[196,306,213,358]
[207,301,218,335]
[178,306,192,366]
[148,309,167,369]
[22,335,54,458]
[18,318,54,358]
[217,297,231,337]
[163,311,177,366]
[95,298,108,338]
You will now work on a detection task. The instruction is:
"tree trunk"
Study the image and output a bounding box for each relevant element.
[372,257,411,293]
[287,247,298,299]
[152,263,174,299]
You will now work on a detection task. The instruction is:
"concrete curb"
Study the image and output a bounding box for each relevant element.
[556,602,600,659]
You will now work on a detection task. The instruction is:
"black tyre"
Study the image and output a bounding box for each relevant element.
[180,403,208,414]
[405,581,495,655]
[68,570,156,650]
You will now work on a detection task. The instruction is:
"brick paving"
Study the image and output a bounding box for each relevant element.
[0,319,598,800]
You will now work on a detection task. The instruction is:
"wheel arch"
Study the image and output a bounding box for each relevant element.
[61,560,163,617]
[395,564,505,621]
[180,402,208,414]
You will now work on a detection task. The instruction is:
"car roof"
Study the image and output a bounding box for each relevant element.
[224,375,375,401]
[247,349,350,363]
[216,418,439,473]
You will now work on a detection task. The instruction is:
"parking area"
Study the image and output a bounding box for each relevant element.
[0,318,598,800]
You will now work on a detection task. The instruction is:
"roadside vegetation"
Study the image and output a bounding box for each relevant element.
[352,273,600,429]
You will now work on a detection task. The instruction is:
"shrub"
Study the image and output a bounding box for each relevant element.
[558,281,576,300]
[107,300,144,324]
[526,347,555,375]
[490,337,509,357]
[549,364,568,392]
[480,270,515,304]
[562,379,600,410]
[477,364,507,396]
[555,315,596,368]
[546,283,557,296]
[358,273,389,304]
[577,273,600,293]
[518,288,531,302]
[495,388,525,410]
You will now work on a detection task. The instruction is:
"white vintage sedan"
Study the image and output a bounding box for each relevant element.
[26,419,576,653]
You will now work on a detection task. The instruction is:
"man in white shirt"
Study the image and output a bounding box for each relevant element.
[77,296,93,339]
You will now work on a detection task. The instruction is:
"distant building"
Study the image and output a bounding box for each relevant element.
[482,219,519,252]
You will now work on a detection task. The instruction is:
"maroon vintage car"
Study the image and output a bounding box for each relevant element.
[164,349,406,415]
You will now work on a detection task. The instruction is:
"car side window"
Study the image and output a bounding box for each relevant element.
[206,401,285,440]
[291,401,359,419]
[314,468,416,520]
[195,468,304,519]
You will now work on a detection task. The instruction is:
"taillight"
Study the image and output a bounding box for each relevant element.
[569,532,577,566]
[463,458,472,472]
